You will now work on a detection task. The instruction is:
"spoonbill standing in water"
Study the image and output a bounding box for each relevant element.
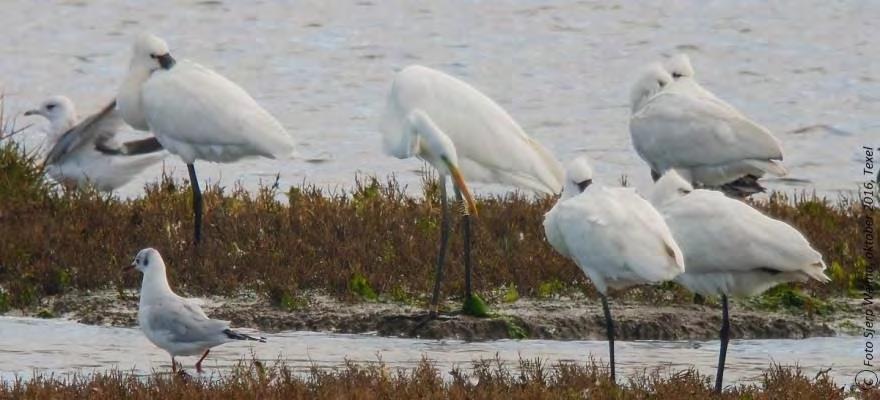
[543,157,684,381]
[630,56,787,197]
[115,33,295,244]
[650,170,829,393]
[380,65,563,318]
[24,95,164,191]
[130,248,266,374]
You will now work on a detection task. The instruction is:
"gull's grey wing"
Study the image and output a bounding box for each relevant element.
[147,300,228,344]
[95,136,164,156]
[44,100,124,165]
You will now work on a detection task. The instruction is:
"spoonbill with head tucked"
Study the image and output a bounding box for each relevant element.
[630,55,786,197]
[380,65,563,318]
[650,170,829,393]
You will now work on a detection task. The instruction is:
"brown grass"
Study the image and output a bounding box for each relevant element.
[0,137,874,311]
[0,359,869,400]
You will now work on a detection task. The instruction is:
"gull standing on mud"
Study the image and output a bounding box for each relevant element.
[116,33,295,244]
[380,65,564,318]
[130,248,266,374]
[649,170,829,393]
[543,157,684,381]
[629,56,787,197]
[23,96,164,191]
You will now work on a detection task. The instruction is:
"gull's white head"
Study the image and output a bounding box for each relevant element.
[24,95,77,135]
[629,63,673,112]
[664,53,695,80]
[130,247,166,274]
[561,157,594,199]
[649,169,694,207]
[130,33,176,73]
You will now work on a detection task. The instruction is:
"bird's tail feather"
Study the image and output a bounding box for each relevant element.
[223,329,267,343]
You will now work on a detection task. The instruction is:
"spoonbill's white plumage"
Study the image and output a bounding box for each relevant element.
[380,65,563,317]
[131,248,265,374]
[543,157,684,381]
[117,33,295,244]
[24,95,164,192]
[650,170,829,393]
[629,56,787,193]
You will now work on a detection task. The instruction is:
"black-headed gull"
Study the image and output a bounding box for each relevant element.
[130,248,266,374]
[24,96,164,191]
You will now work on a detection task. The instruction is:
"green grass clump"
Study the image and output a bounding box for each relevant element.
[461,293,490,317]
[749,284,833,316]
[349,273,378,301]
[502,284,520,303]
[536,279,566,299]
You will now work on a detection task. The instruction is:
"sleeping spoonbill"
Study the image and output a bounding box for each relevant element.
[129,248,266,374]
[116,33,295,244]
[630,57,786,197]
[650,170,830,393]
[380,65,563,318]
[24,95,164,191]
[543,157,684,381]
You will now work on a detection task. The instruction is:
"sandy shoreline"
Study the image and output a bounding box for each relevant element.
[3,289,853,341]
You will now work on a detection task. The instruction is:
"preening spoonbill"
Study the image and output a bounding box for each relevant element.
[543,157,684,381]
[130,248,266,374]
[650,170,829,393]
[380,65,563,317]
[24,95,164,191]
[116,33,295,244]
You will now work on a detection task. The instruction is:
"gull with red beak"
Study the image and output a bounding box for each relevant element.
[380,65,564,319]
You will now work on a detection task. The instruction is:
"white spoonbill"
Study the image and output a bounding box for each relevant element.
[380,65,564,318]
[650,170,829,393]
[129,248,266,374]
[116,33,295,244]
[24,96,164,191]
[543,157,684,381]
[629,56,787,196]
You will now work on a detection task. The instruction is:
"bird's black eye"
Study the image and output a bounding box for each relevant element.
[657,79,666,87]
[678,188,691,195]
[672,72,683,78]
[143,258,149,267]
[150,54,157,59]
[46,104,56,111]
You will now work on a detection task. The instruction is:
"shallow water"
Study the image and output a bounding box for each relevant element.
[0,1,876,198]
[0,317,863,387]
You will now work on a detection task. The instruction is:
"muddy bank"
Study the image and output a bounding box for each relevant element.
[12,290,850,341]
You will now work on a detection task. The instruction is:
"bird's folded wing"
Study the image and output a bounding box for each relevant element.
[664,191,823,274]
[45,100,125,165]
[630,92,784,168]
[142,62,293,157]
[556,190,683,282]
[148,300,227,344]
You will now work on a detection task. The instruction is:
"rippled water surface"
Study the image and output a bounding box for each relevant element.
[0,317,862,386]
[0,1,876,198]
